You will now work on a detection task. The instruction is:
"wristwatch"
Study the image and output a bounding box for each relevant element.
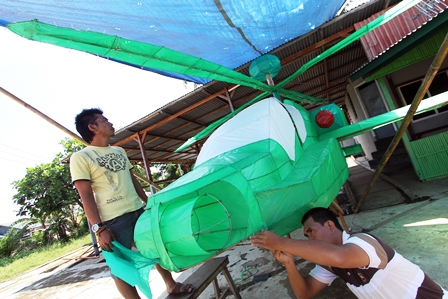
[91,222,105,233]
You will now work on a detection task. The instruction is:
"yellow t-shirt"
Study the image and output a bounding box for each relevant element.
[70,145,144,221]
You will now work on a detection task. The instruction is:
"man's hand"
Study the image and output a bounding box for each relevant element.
[97,229,115,252]
[249,230,283,251]
[272,250,294,265]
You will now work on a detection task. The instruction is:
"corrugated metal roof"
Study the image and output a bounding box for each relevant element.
[354,0,448,61]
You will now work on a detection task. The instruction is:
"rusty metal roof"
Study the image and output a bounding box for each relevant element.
[109,0,405,165]
[355,1,448,61]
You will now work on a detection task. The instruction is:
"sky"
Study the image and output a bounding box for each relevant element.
[0,27,196,225]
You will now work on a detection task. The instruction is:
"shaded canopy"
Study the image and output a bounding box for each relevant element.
[3,0,445,169]
[1,0,345,83]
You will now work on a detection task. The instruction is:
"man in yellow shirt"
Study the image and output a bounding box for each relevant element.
[70,108,193,298]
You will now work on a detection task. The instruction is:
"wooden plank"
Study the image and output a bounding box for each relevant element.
[164,257,234,299]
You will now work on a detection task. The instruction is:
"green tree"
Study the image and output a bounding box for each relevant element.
[151,163,192,188]
[0,224,29,257]
[11,138,85,242]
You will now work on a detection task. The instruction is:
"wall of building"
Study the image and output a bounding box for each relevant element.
[345,78,378,160]
[387,57,448,140]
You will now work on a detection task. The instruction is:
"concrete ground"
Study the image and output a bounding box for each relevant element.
[1,159,448,299]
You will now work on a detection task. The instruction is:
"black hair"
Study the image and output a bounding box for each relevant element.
[301,207,343,232]
[75,108,103,143]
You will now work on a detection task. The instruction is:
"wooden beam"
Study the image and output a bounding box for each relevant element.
[1,86,88,146]
[280,26,355,67]
[134,132,153,182]
[320,30,330,101]
[113,87,233,146]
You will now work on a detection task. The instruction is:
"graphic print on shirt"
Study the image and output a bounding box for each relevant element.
[96,151,127,194]
[96,152,127,172]
[104,171,118,191]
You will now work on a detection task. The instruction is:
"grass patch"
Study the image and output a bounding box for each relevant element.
[0,234,92,282]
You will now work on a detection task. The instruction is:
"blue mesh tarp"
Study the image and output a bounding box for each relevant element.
[0,0,345,83]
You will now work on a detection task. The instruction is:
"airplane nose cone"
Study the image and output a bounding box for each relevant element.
[134,180,251,271]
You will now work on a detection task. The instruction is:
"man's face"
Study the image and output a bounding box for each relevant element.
[303,217,332,241]
[92,114,115,137]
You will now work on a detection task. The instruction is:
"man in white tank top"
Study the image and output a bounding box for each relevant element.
[250,207,446,299]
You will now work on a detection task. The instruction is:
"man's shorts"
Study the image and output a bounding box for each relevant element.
[103,207,145,280]
[104,207,145,249]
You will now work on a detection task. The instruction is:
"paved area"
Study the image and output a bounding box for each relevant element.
[1,160,448,299]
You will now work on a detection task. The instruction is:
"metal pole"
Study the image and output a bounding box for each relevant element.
[355,32,448,213]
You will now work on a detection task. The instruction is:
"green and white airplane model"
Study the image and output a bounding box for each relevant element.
[133,62,447,272]
[6,0,447,296]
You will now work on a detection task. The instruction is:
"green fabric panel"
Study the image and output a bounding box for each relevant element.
[7,20,273,91]
[255,138,348,235]
[146,165,238,205]
[342,144,364,156]
[136,139,302,271]
[152,143,278,205]
[276,0,422,89]
[137,130,349,271]
[103,241,156,298]
[284,100,319,146]
[136,142,273,270]
[319,95,448,141]
[309,141,349,201]
[220,172,264,234]
[277,88,327,104]
[241,142,293,190]
[134,209,158,266]
[159,198,211,255]
[192,182,250,244]
[310,104,349,136]
[175,91,270,152]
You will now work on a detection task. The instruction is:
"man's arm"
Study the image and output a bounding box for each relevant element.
[250,231,369,269]
[73,180,114,251]
[273,250,327,299]
[130,170,148,204]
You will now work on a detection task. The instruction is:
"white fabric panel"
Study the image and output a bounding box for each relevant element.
[284,103,307,144]
[196,97,296,166]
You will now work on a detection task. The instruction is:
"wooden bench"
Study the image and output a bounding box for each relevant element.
[164,256,242,299]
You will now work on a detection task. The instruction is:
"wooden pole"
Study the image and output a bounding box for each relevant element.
[355,32,448,213]
[0,86,88,146]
